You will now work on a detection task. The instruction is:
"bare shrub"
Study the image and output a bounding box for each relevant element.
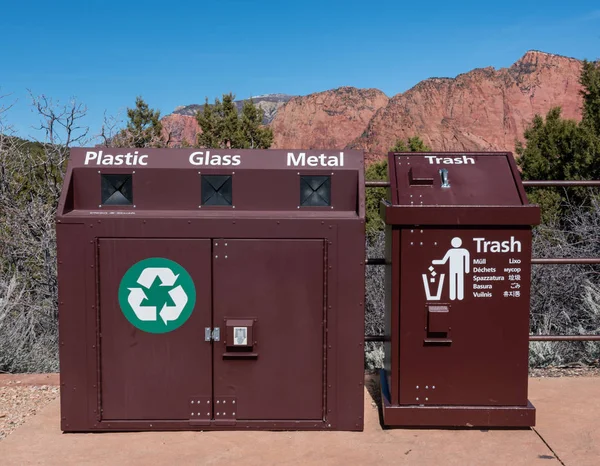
[0,94,87,372]
[365,232,385,370]
[529,196,600,367]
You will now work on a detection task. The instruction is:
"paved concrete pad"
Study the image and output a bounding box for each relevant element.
[529,377,600,466]
[0,376,569,466]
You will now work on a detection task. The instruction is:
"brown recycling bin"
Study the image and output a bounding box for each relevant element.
[380,152,540,427]
[56,148,365,432]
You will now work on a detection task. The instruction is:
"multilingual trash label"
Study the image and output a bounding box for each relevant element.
[421,234,527,302]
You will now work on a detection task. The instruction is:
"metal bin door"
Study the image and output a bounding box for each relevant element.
[398,229,531,407]
[98,239,212,420]
[212,239,325,421]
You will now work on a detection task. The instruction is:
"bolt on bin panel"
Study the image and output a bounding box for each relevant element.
[212,239,325,421]
[99,239,213,421]
[399,228,531,407]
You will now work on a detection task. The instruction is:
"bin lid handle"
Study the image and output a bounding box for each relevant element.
[439,168,450,188]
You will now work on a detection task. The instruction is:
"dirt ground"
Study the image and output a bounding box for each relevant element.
[1,374,599,466]
[0,369,597,442]
[0,374,60,440]
[529,365,600,377]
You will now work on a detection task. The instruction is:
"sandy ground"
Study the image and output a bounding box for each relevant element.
[0,374,60,440]
[529,365,600,377]
[0,369,598,441]
[0,374,599,465]
[0,367,600,466]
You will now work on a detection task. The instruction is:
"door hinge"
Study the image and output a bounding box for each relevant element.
[205,327,221,342]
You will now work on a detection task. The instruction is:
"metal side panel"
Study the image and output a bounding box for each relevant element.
[212,239,325,421]
[398,228,531,407]
[57,222,90,431]
[98,239,212,420]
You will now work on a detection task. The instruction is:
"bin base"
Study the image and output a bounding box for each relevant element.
[380,371,535,428]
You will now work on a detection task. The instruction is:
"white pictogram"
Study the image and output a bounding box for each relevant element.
[423,237,470,301]
[127,268,188,324]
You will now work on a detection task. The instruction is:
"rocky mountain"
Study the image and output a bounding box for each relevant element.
[270,87,389,150]
[351,51,584,161]
[162,51,585,161]
[161,114,201,147]
[172,94,294,123]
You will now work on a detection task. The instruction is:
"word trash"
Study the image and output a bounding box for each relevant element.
[424,155,475,165]
[473,236,522,253]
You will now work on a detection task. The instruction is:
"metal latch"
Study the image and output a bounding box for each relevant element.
[205,327,221,342]
[439,168,450,188]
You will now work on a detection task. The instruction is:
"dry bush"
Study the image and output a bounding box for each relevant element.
[365,232,385,370]
[0,94,87,372]
[529,196,600,367]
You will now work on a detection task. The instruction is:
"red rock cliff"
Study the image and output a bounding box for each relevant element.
[270,87,389,149]
[353,51,583,161]
[161,114,199,147]
[162,51,584,161]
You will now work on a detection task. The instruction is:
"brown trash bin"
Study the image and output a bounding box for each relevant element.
[379,152,540,427]
[56,148,365,432]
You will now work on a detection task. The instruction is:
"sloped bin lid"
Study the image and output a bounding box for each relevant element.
[381,152,540,226]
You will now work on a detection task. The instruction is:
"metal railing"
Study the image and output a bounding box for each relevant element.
[364,179,600,342]
[365,180,600,188]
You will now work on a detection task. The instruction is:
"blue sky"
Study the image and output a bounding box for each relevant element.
[1,0,599,141]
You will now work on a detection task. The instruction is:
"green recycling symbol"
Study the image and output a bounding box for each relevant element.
[118,258,196,333]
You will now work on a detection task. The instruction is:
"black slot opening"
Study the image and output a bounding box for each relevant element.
[101,174,133,206]
[300,175,331,207]
[202,175,232,206]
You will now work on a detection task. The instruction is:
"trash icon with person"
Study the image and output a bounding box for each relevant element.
[423,237,470,301]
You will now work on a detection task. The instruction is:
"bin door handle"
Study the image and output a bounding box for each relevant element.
[223,352,258,360]
[424,338,452,345]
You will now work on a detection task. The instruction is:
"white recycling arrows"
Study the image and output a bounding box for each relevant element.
[137,267,179,288]
[127,288,157,321]
[159,285,188,324]
[127,267,187,324]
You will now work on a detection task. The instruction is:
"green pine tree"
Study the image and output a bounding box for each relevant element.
[195,93,273,149]
[581,60,600,135]
[196,98,220,148]
[517,60,600,223]
[220,93,241,149]
[239,99,274,149]
[117,96,163,148]
[389,139,409,152]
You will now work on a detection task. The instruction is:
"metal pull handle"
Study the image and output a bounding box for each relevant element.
[424,338,452,345]
[439,168,450,188]
[223,352,258,360]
